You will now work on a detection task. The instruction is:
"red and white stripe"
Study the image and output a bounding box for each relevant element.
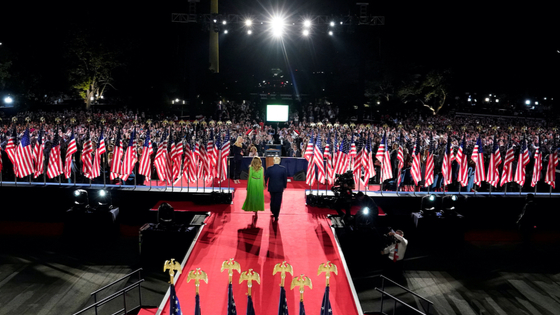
[531,144,542,187]
[411,144,422,186]
[514,144,530,186]
[138,137,153,178]
[486,143,502,187]
[424,150,434,187]
[81,138,93,179]
[63,135,77,179]
[545,148,558,188]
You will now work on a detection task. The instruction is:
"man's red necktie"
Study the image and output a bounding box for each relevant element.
[393,242,399,262]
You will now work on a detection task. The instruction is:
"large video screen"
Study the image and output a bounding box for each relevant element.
[266,105,289,122]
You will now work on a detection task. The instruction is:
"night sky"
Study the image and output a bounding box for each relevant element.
[1,1,558,101]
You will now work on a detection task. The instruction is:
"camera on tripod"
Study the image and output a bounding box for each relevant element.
[381,228,401,247]
[331,171,355,198]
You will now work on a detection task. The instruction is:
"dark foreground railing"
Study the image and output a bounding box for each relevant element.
[73,268,144,315]
[374,275,434,315]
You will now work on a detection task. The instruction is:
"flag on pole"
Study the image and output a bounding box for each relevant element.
[171,136,184,183]
[411,136,422,186]
[121,129,137,181]
[138,130,153,179]
[471,136,485,186]
[424,140,434,187]
[194,294,202,315]
[227,283,237,315]
[531,137,542,187]
[169,284,183,315]
[277,286,289,315]
[110,130,124,180]
[352,136,363,186]
[207,130,217,179]
[313,133,325,184]
[246,295,255,315]
[81,131,93,179]
[514,138,530,186]
[15,127,35,178]
[154,132,170,183]
[299,300,306,315]
[545,145,558,188]
[305,132,316,186]
[486,135,502,187]
[457,135,469,187]
[376,132,393,183]
[6,131,18,175]
[47,133,63,179]
[197,140,208,181]
[500,138,515,187]
[396,137,405,188]
[89,129,105,179]
[324,134,334,185]
[218,130,230,183]
[185,137,197,183]
[319,286,332,315]
[441,140,452,186]
[360,136,371,187]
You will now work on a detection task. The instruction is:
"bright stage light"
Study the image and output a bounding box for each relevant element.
[330,21,335,27]
[363,207,370,215]
[303,20,311,28]
[328,31,333,36]
[3,96,13,104]
[270,16,286,37]
[302,29,309,36]
[222,20,227,25]
[224,30,229,34]
[245,19,252,26]
[247,30,252,35]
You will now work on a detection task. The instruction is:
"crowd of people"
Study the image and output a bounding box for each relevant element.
[0,105,559,192]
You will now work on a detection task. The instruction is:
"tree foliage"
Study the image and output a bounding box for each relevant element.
[0,60,11,90]
[397,69,452,115]
[66,29,122,108]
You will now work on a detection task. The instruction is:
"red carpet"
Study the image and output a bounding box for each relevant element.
[140,188,360,315]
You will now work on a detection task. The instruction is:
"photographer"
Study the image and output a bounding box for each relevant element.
[381,230,408,280]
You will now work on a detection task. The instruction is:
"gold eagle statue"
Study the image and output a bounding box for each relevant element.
[163,259,182,284]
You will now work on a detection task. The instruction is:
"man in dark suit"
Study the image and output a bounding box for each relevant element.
[265,157,288,221]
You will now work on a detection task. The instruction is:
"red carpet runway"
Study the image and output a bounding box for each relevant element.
[140,186,361,315]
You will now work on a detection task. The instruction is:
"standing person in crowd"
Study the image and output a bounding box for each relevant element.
[231,136,244,184]
[265,156,287,221]
[288,143,301,157]
[242,157,265,217]
[248,145,258,157]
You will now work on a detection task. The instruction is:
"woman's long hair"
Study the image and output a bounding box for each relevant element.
[250,156,262,172]
[234,136,243,147]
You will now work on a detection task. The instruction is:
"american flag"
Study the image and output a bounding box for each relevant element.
[360,137,371,187]
[185,137,198,183]
[320,286,332,315]
[376,132,393,183]
[277,286,288,315]
[5,132,17,175]
[15,127,35,178]
[334,137,350,175]
[349,133,357,158]
[207,131,217,179]
[138,129,153,178]
[227,283,237,315]
[63,130,78,179]
[486,135,502,187]
[89,129,106,179]
[121,129,137,181]
[197,140,208,180]
[299,300,306,315]
[411,136,422,186]
[81,132,93,179]
[169,284,183,315]
[154,132,170,183]
[500,138,515,187]
[352,136,363,186]
[47,133,63,179]
[396,138,405,187]
[314,133,326,184]
[514,138,530,186]
[218,130,230,183]
[246,296,255,315]
[195,294,202,315]
[424,139,434,187]
[365,136,377,185]
[531,137,542,187]
[545,145,558,188]
[441,140,452,186]
[305,132,316,186]
[171,136,184,182]
[471,136,485,186]
[324,134,334,185]
[110,130,124,180]
[457,135,469,187]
